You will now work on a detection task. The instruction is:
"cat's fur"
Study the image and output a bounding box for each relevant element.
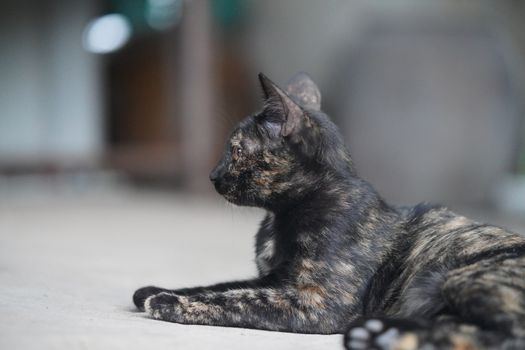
[133,73,525,350]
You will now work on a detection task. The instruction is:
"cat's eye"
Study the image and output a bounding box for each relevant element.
[232,146,243,160]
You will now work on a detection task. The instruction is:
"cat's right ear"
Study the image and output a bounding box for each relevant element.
[258,73,304,138]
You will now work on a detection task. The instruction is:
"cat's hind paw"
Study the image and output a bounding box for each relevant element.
[344,318,425,350]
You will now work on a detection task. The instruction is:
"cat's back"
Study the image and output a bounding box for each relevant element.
[401,203,525,269]
[375,203,525,317]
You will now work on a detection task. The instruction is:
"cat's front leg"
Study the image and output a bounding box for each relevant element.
[133,277,272,310]
[144,285,338,333]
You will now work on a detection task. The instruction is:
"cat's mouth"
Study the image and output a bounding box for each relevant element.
[211,175,251,205]
[213,180,229,196]
[223,193,239,204]
[212,180,237,202]
[220,187,249,206]
[222,186,242,203]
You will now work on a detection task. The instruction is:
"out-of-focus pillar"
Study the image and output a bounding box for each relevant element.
[179,0,216,193]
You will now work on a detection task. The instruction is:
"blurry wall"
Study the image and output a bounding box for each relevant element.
[338,20,517,205]
[0,0,103,167]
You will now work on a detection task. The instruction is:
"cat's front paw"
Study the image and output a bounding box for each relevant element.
[344,318,425,350]
[144,292,184,322]
[133,286,167,311]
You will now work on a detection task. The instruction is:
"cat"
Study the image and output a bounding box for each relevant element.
[133,72,525,350]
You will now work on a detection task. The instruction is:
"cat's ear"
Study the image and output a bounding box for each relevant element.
[258,73,304,137]
[285,72,321,111]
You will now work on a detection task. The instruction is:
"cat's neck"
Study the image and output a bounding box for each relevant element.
[268,172,391,220]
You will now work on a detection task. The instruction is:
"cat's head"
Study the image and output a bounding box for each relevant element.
[210,72,352,208]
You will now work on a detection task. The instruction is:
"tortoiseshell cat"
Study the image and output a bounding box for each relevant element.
[133,73,525,350]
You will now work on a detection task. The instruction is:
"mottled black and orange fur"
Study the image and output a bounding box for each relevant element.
[133,73,525,349]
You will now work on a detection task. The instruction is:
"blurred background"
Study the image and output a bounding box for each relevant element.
[1,0,525,211]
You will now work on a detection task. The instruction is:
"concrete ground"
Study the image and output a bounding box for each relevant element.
[0,188,341,349]
[1,186,524,350]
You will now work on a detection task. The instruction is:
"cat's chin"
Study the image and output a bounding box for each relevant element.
[224,197,247,207]
[220,193,242,205]
[221,193,258,207]
[222,197,238,206]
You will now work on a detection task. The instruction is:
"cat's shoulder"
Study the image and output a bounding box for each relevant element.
[397,202,449,221]
[397,202,471,230]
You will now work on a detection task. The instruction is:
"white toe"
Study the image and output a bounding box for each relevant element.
[144,295,155,314]
[349,327,370,340]
[365,319,384,332]
[375,328,400,349]
[347,339,368,349]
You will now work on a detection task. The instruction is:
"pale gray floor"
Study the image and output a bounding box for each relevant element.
[0,189,341,350]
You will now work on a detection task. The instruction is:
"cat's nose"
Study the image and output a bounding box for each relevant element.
[209,168,220,183]
[210,166,228,195]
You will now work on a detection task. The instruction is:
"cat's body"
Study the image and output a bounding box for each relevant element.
[134,73,525,349]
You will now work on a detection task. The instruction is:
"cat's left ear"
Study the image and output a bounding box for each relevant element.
[258,73,305,137]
